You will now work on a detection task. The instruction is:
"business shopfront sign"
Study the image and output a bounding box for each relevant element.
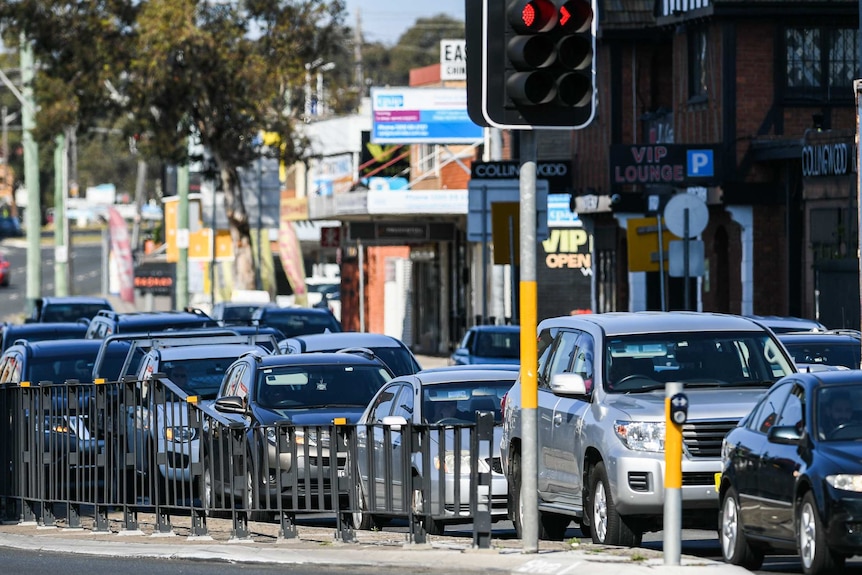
[801,141,856,177]
[609,144,721,186]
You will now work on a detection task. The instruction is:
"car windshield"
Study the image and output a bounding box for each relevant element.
[474,331,520,359]
[41,304,109,323]
[256,364,390,409]
[783,342,860,369]
[163,359,234,399]
[262,313,340,338]
[604,331,794,393]
[817,385,862,441]
[422,381,511,424]
[220,305,261,323]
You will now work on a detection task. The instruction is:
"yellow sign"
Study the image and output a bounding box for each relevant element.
[164,197,234,262]
[491,202,520,265]
[626,217,679,273]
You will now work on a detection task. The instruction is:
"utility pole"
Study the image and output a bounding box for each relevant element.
[53,132,68,296]
[176,163,189,309]
[21,36,40,315]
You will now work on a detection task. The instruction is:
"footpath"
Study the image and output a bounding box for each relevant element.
[0,511,750,575]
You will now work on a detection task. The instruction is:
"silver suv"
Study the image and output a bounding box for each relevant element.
[500,312,796,546]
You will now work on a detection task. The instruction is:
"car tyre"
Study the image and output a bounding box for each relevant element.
[719,487,764,570]
[589,462,642,547]
[510,450,569,540]
[244,466,272,523]
[798,491,844,575]
[351,485,381,531]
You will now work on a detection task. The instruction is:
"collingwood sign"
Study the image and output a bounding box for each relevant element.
[471,160,572,192]
[802,142,857,177]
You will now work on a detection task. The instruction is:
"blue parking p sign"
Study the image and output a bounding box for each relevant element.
[687,149,714,178]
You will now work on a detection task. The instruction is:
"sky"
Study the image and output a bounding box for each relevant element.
[345,0,466,46]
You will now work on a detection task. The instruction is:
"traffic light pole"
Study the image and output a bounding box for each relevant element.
[519,130,539,553]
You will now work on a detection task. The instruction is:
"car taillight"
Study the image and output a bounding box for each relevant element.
[500,391,508,413]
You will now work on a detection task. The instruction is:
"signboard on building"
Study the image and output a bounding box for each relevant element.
[371,87,483,144]
[609,144,721,187]
[471,160,573,193]
[134,261,175,296]
[440,40,467,81]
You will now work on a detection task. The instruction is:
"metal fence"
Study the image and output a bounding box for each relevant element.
[0,375,495,547]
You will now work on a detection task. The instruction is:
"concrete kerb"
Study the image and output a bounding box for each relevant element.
[0,514,752,575]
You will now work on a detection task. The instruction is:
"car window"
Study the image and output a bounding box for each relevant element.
[783,341,860,369]
[572,332,595,393]
[392,385,414,420]
[603,331,793,393]
[368,384,401,422]
[536,327,558,388]
[423,381,512,424]
[222,364,247,397]
[256,364,389,409]
[548,330,579,378]
[748,381,792,433]
[776,384,804,430]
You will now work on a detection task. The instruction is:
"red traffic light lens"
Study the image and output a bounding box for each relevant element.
[558,0,593,33]
[508,0,557,34]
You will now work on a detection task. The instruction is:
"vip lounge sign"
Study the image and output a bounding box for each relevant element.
[609,144,721,186]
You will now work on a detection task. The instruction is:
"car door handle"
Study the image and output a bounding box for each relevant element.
[553,413,562,426]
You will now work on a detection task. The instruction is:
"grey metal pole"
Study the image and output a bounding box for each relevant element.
[176,163,189,310]
[101,225,110,296]
[53,133,68,296]
[256,153,263,291]
[481,184,488,324]
[21,37,41,316]
[519,129,538,553]
[358,238,365,333]
[683,208,690,311]
[657,214,666,311]
[664,381,683,565]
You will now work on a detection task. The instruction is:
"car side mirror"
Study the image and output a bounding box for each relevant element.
[549,372,588,396]
[381,415,408,430]
[215,395,247,415]
[767,424,802,445]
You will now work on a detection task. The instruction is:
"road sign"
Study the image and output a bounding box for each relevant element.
[626,217,679,273]
[320,226,341,248]
[663,193,708,238]
[668,240,705,277]
[467,179,549,242]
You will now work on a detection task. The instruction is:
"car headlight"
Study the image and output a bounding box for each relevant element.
[294,429,330,448]
[826,474,862,492]
[164,426,197,443]
[434,452,490,474]
[614,420,665,452]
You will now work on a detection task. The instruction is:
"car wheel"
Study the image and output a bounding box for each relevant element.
[351,485,380,531]
[244,466,272,523]
[798,491,844,575]
[510,450,526,539]
[719,487,763,570]
[589,461,642,547]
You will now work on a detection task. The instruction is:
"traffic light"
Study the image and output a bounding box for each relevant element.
[479,0,596,129]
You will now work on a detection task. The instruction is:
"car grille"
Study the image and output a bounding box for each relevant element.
[682,472,717,486]
[628,471,650,492]
[682,419,739,458]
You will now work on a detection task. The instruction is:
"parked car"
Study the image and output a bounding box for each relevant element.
[0,321,90,352]
[251,306,341,339]
[777,329,861,370]
[210,302,271,327]
[354,367,517,534]
[84,309,218,339]
[450,325,520,366]
[130,340,274,500]
[278,332,422,376]
[207,352,392,514]
[0,338,122,385]
[718,370,862,574]
[0,216,23,239]
[0,252,10,287]
[500,312,797,546]
[25,296,113,324]
[746,315,828,334]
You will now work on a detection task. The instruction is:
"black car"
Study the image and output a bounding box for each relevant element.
[208,351,391,516]
[0,321,90,352]
[278,332,421,376]
[210,302,272,327]
[718,370,862,575]
[251,306,341,339]
[777,330,861,370]
[84,309,218,339]
[26,296,113,324]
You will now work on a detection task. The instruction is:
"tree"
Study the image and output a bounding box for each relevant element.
[0,0,350,289]
[384,14,465,86]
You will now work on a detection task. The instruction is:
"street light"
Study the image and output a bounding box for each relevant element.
[304,59,335,121]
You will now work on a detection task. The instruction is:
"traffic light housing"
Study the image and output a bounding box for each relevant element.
[475,0,597,130]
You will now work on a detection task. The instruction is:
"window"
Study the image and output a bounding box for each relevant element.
[785,27,858,102]
[688,28,708,100]
[749,381,792,433]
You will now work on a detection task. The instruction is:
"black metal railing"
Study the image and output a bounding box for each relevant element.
[0,376,495,547]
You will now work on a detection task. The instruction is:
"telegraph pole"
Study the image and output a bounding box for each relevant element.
[176,163,189,309]
[21,36,40,315]
[53,132,68,296]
